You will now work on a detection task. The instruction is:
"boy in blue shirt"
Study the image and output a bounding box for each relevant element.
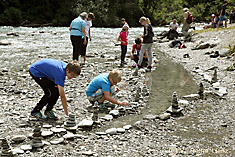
[86,69,128,108]
[29,59,81,119]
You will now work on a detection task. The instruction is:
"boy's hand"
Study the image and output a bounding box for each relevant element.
[119,101,128,106]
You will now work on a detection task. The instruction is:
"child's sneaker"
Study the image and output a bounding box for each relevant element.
[98,102,107,110]
[31,111,47,119]
[44,110,58,119]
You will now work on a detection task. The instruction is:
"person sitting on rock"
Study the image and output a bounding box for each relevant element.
[86,69,128,109]
[131,38,148,68]
[29,59,81,119]
[158,19,179,40]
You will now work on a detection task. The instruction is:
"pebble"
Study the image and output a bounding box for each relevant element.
[12,135,26,142]
[20,145,32,151]
[41,131,54,137]
[51,127,66,133]
[78,119,93,127]
[123,125,132,130]
[116,128,125,133]
[50,138,64,145]
[105,128,117,135]
[159,113,171,120]
[12,148,24,154]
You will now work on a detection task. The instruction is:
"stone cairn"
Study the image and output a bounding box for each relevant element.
[166,91,183,116]
[172,91,179,109]
[211,68,217,83]
[64,114,76,127]
[31,125,44,148]
[1,138,13,156]
[198,82,204,99]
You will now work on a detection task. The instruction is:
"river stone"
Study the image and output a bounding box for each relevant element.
[0,119,4,124]
[63,132,75,139]
[100,115,113,121]
[123,125,132,130]
[215,87,227,96]
[20,145,32,151]
[12,148,24,154]
[51,127,66,133]
[178,99,189,105]
[166,106,183,114]
[116,128,125,133]
[219,49,230,57]
[196,42,210,49]
[50,138,64,145]
[41,131,54,137]
[159,113,171,120]
[82,150,95,156]
[42,124,52,128]
[105,128,117,135]
[12,135,26,142]
[109,110,119,116]
[203,74,212,82]
[182,94,199,100]
[95,132,107,136]
[78,119,93,127]
[143,115,158,120]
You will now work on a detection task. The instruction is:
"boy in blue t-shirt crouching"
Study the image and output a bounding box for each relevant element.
[86,69,128,109]
[29,59,81,119]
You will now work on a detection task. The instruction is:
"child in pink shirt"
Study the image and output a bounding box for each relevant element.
[118,25,129,67]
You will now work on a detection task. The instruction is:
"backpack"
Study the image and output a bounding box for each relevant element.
[186,12,193,24]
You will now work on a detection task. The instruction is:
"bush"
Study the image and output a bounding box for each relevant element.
[0,7,22,25]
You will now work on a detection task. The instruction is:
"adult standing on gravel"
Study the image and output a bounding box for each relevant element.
[182,8,193,41]
[217,1,229,28]
[69,12,87,61]
[229,7,235,24]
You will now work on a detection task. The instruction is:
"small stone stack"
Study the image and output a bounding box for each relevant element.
[1,138,13,156]
[166,91,183,115]
[172,91,179,109]
[198,82,204,99]
[31,126,44,148]
[64,114,76,127]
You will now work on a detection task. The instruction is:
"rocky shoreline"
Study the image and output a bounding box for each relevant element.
[0,26,234,156]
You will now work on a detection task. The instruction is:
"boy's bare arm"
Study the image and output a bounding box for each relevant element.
[103,91,128,106]
[58,85,69,116]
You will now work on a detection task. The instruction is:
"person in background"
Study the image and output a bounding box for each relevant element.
[29,59,81,119]
[69,12,87,61]
[135,16,154,72]
[182,8,193,41]
[118,25,129,67]
[217,1,229,28]
[81,12,95,64]
[131,37,148,68]
[203,14,216,29]
[158,19,179,40]
[230,7,235,24]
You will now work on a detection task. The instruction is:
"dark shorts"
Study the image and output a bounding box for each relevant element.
[81,37,89,56]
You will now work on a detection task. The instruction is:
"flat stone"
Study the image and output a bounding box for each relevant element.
[12,135,26,142]
[82,150,95,156]
[63,132,75,139]
[109,110,119,116]
[123,125,132,130]
[51,127,66,133]
[143,114,157,120]
[182,94,199,100]
[166,106,183,113]
[41,131,54,137]
[12,148,24,154]
[178,99,189,105]
[42,124,52,128]
[116,128,125,133]
[215,87,227,96]
[100,115,113,121]
[32,142,44,148]
[50,138,64,145]
[0,119,4,124]
[159,113,171,120]
[64,125,78,131]
[78,119,93,127]
[20,145,32,151]
[105,128,117,135]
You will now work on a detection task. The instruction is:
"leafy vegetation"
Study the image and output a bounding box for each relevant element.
[0,0,234,27]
